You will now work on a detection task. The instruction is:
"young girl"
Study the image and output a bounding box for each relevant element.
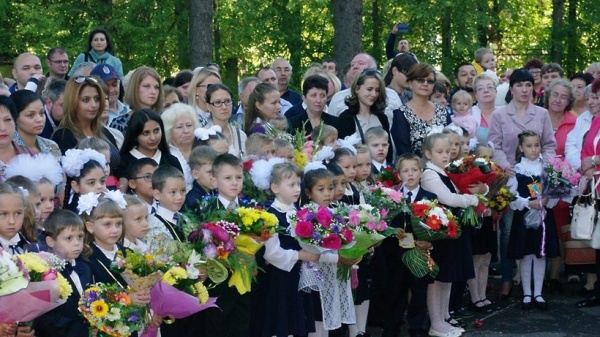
[81,192,152,313]
[122,195,150,253]
[354,144,373,190]
[117,109,183,192]
[420,131,486,337]
[443,127,462,161]
[252,162,319,337]
[301,167,356,337]
[0,182,28,255]
[5,176,41,251]
[61,149,107,212]
[468,143,497,314]
[507,131,559,311]
[244,82,281,135]
[194,127,230,155]
[77,137,118,190]
[332,148,360,206]
[328,163,347,207]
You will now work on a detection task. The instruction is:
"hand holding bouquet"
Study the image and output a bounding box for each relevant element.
[460,195,488,228]
[445,155,497,194]
[363,183,409,222]
[489,186,516,223]
[226,206,279,254]
[544,156,581,197]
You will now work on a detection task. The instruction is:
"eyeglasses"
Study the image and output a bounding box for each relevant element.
[529,71,541,76]
[414,78,435,85]
[74,76,98,84]
[210,99,233,107]
[476,86,496,92]
[133,174,153,182]
[49,60,69,65]
[550,92,569,102]
[361,68,381,76]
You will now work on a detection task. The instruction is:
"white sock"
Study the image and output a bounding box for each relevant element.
[309,321,327,337]
[533,256,547,300]
[348,300,370,336]
[520,255,534,302]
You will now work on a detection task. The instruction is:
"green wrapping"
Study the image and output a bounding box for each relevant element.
[337,230,394,280]
[401,248,439,278]
[411,218,462,241]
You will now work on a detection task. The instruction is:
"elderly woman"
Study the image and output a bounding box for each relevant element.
[205,83,247,157]
[576,78,600,308]
[10,90,61,160]
[570,73,594,115]
[488,68,557,300]
[187,68,221,127]
[471,74,498,143]
[392,63,451,157]
[161,103,199,191]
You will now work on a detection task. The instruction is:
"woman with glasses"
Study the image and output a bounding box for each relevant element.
[116,109,183,191]
[110,67,164,134]
[187,68,221,127]
[244,82,282,135]
[391,63,451,157]
[9,90,61,160]
[161,103,200,191]
[68,28,124,79]
[205,83,247,157]
[488,68,557,301]
[52,76,121,175]
[471,74,498,144]
[523,58,545,106]
[337,69,389,140]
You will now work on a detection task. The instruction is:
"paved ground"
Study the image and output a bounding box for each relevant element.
[365,277,600,337]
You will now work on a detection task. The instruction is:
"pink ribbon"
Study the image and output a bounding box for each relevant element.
[535,192,546,257]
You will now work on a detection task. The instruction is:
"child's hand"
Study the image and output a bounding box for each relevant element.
[468,182,487,194]
[0,323,17,337]
[129,289,151,305]
[528,199,542,210]
[298,250,320,262]
[415,240,432,251]
[16,326,35,337]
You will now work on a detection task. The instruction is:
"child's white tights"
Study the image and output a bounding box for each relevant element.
[520,254,546,303]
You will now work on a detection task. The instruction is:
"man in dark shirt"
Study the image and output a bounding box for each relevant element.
[271,58,302,105]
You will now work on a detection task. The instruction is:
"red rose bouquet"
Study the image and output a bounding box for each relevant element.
[376,166,402,188]
[445,155,497,194]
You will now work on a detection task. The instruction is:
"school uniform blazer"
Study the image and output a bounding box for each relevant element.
[88,243,130,287]
[421,162,479,209]
[35,258,93,337]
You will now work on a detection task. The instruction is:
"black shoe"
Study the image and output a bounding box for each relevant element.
[576,295,600,308]
[489,266,501,279]
[470,300,494,314]
[579,287,594,297]
[445,317,467,328]
[521,295,533,310]
[453,306,474,318]
[533,295,548,310]
[356,333,372,337]
[408,329,429,337]
[547,279,563,293]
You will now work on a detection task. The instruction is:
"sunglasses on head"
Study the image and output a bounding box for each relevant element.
[74,76,98,84]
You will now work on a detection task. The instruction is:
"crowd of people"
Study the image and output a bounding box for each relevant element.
[1,22,600,337]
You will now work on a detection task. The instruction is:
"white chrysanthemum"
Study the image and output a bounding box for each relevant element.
[103,190,127,209]
[4,153,63,185]
[186,264,200,279]
[77,192,100,215]
[451,158,464,167]
[250,157,286,190]
[194,125,222,140]
[304,161,327,174]
[429,207,449,225]
[315,146,334,161]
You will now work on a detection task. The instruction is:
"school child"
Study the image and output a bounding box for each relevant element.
[0,183,29,255]
[195,126,231,155]
[126,158,159,215]
[328,163,347,207]
[458,128,470,157]
[146,165,187,250]
[246,133,276,160]
[430,82,449,107]
[365,127,391,175]
[420,130,487,337]
[467,143,497,314]
[5,176,41,249]
[251,162,319,337]
[61,148,108,213]
[377,153,436,337]
[507,131,560,311]
[332,148,360,206]
[185,146,218,212]
[311,124,339,149]
[122,195,150,253]
[274,138,295,162]
[353,144,374,191]
[450,91,477,138]
[35,210,92,337]
[301,166,356,337]
[77,137,118,190]
[472,47,498,81]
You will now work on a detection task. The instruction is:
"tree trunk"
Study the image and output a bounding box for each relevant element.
[175,0,190,69]
[565,0,578,74]
[333,0,363,71]
[371,0,382,63]
[189,0,213,69]
[550,0,565,64]
[440,8,452,76]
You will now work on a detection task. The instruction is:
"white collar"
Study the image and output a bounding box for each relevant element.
[271,198,295,213]
[130,148,162,164]
[425,161,447,176]
[123,237,149,253]
[0,234,21,252]
[94,242,118,261]
[344,184,354,196]
[372,159,386,170]
[515,157,543,176]
[156,205,178,224]
[218,195,238,209]
[403,185,420,197]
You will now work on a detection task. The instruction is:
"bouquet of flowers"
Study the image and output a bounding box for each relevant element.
[489,186,517,224]
[363,183,409,222]
[188,220,257,294]
[401,200,460,278]
[543,156,581,197]
[79,283,148,337]
[445,155,498,194]
[224,206,279,255]
[1,252,73,323]
[289,204,354,253]
[111,250,169,292]
[337,204,396,280]
[0,248,28,296]
[376,167,402,188]
[242,158,269,206]
[140,243,219,337]
[459,195,488,228]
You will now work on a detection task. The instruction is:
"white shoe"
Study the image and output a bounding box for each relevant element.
[428,328,462,337]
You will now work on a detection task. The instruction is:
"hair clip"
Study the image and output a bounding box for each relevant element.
[77,192,100,215]
[194,125,222,140]
[103,190,127,209]
[61,149,107,178]
[17,186,29,198]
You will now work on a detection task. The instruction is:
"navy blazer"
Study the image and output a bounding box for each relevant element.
[88,243,130,288]
[35,257,93,337]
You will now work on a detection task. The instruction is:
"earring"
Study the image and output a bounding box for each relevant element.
[195,95,199,99]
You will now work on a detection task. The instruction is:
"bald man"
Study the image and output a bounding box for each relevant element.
[10,53,44,93]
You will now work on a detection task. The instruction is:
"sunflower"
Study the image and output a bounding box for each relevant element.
[91,299,109,317]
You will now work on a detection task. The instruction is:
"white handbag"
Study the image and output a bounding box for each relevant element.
[571,178,599,240]
[588,218,600,249]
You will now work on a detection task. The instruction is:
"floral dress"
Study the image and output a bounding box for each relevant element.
[392,103,449,157]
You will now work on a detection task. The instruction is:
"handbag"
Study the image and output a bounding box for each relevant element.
[588,216,600,249]
[570,177,599,240]
[562,225,596,265]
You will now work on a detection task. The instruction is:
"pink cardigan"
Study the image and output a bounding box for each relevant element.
[488,101,557,168]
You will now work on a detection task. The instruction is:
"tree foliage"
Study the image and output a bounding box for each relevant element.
[2,0,600,91]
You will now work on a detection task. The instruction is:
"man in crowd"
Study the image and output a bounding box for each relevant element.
[386,22,410,60]
[451,62,477,102]
[41,79,66,139]
[231,76,260,125]
[91,63,128,125]
[271,58,302,105]
[322,58,338,75]
[256,66,292,115]
[10,52,44,93]
[45,47,70,81]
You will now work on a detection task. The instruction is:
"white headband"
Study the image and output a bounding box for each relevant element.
[61,149,107,178]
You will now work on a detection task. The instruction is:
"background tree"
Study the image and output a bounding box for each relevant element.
[333,0,363,75]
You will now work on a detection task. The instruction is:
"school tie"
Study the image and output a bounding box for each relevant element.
[173,213,181,227]
[8,244,22,255]
[151,205,156,215]
[227,201,238,210]
[407,191,413,203]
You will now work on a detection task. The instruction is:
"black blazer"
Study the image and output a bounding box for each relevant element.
[88,243,130,288]
[116,151,183,179]
[338,107,393,163]
[287,108,340,136]
[35,258,93,337]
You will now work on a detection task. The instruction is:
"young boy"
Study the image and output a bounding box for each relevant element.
[185,146,218,212]
[35,210,92,337]
[127,158,158,215]
[147,165,187,249]
[365,126,391,175]
[473,47,498,81]
[274,138,295,162]
[311,124,339,149]
[245,133,275,160]
[212,153,244,210]
[451,90,477,138]
[375,153,436,337]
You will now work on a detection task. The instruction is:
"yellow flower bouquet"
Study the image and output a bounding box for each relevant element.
[111,250,170,292]
[229,206,279,255]
[78,283,148,337]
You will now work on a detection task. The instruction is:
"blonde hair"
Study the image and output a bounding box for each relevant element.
[1,180,31,241]
[451,89,473,105]
[311,124,337,146]
[474,47,494,63]
[124,67,164,112]
[274,138,293,151]
[187,68,221,107]
[161,103,200,144]
[188,146,218,170]
[83,196,124,245]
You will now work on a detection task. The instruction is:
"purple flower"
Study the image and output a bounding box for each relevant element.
[201,229,213,243]
[88,291,98,301]
[224,240,235,252]
[203,245,217,259]
[312,232,321,241]
[188,230,201,242]
[306,212,315,221]
[127,313,140,323]
[331,224,340,233]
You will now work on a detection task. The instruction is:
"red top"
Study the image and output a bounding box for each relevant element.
[554,110,577,157]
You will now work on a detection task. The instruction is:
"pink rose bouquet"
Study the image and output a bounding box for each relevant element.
[289,204,353,252]
[363,183,409,222]
[543,156,581,197]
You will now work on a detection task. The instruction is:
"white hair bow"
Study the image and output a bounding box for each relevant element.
[61,149,107,178]
[304,161,327,174]
[250,157,286,190]
[426,125,445,136]
[338,134,361,155]
[194,125,222,140]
